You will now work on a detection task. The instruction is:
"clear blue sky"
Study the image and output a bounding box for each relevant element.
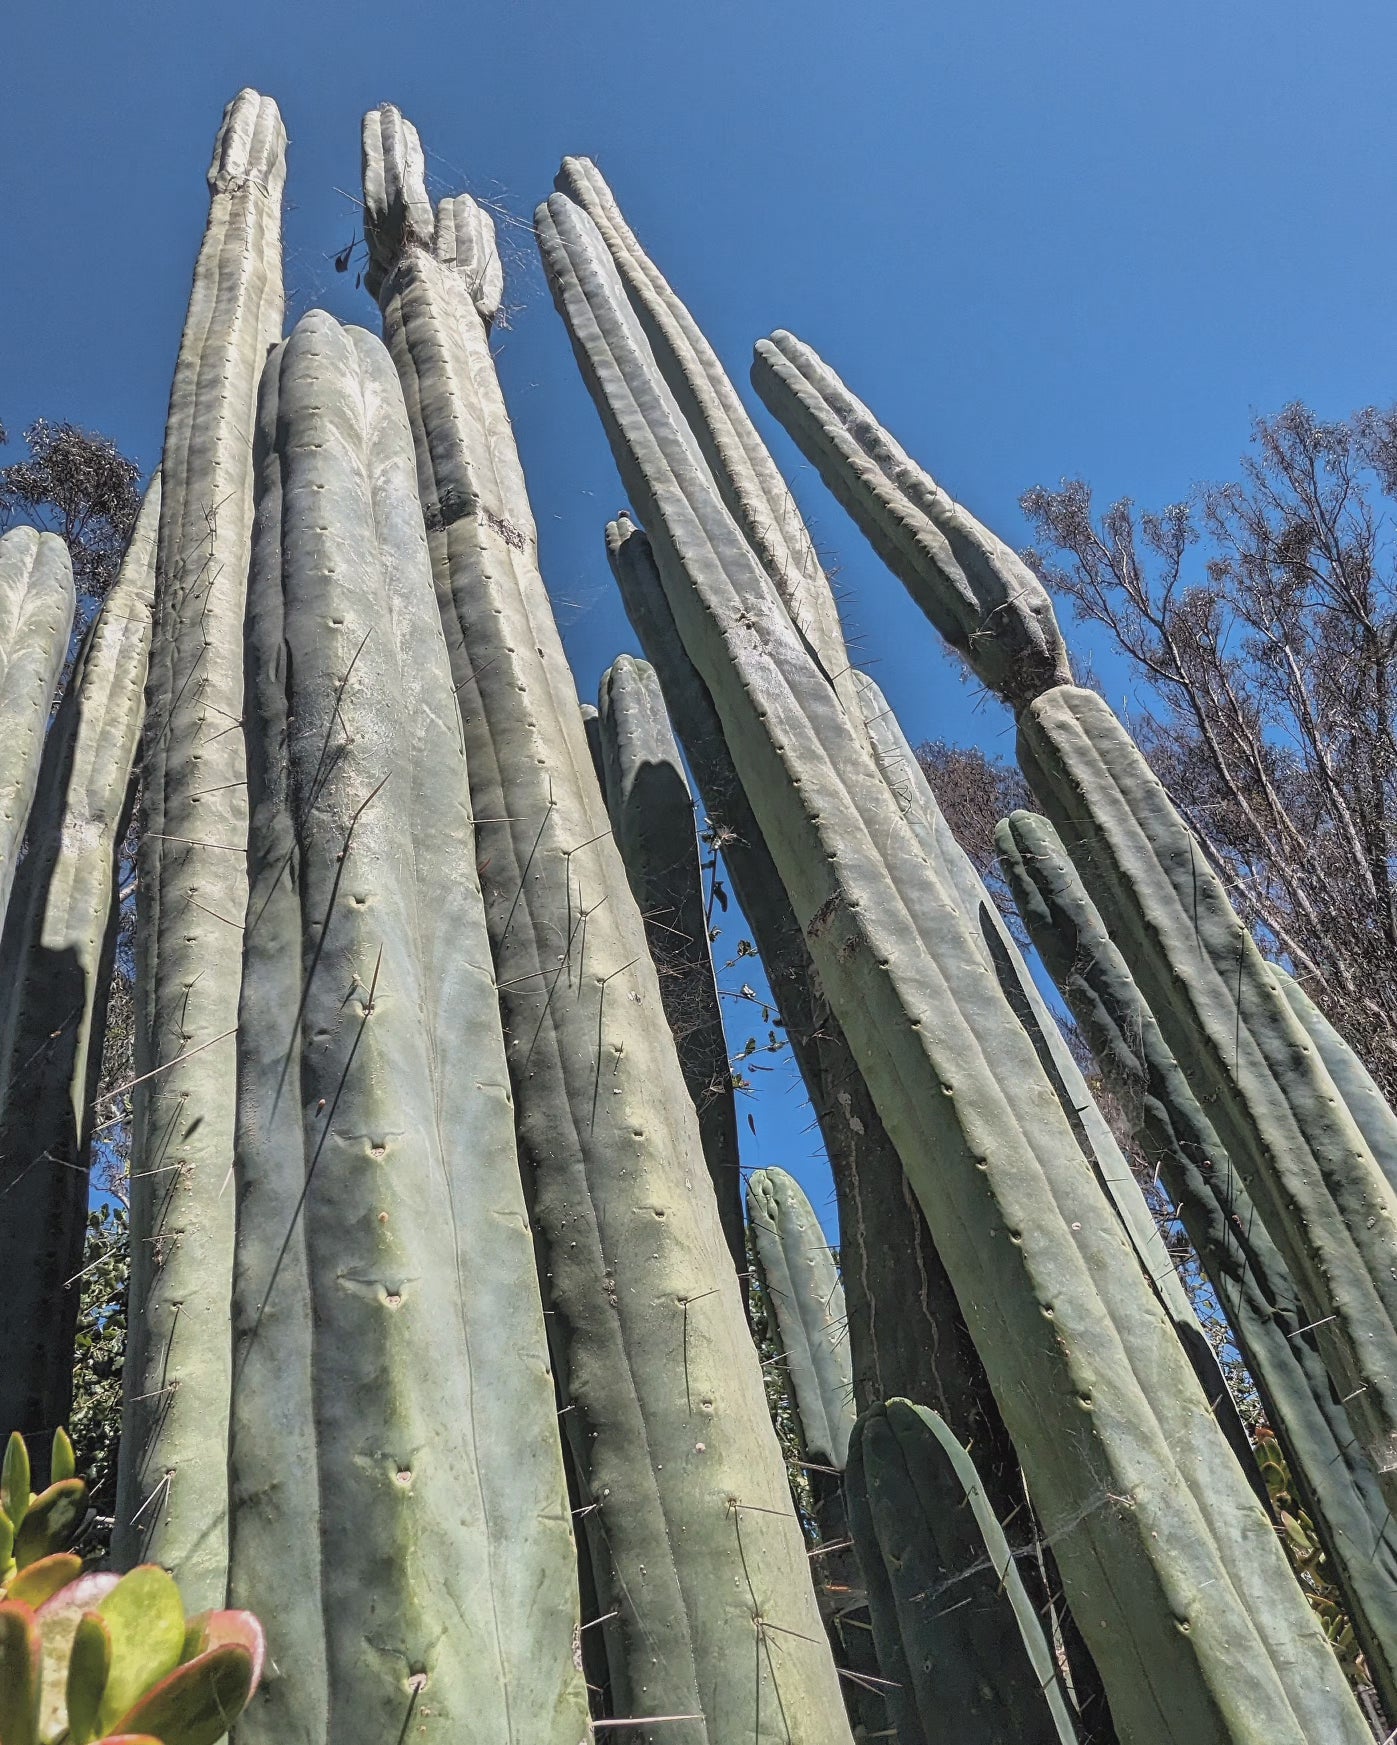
[5,0,1395,1224]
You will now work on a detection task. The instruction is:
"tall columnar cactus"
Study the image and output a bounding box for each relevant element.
[0,478,159,1450]
[225,310,586,1744]
[754,327,1397,1527]
[364,107,849,1744]
[597,654,744,1273]
[996,807,1397,1716]
[606,520,1029,1525]
[746,1169,854,1471]
[118,90,286,1601]
[846,1400,1079,1745]
[0,527,76,927]
[556,159,862,725]
[850,673,1254,1472]
[750,329,1073,711]
[538,188,1371,1742]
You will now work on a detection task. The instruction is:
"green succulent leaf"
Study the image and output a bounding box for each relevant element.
[95,1565,186,1733]
[67,1610,113,1745]
[108,1643,256,1745]
[34,1572,120,1743]
[49,1431,76,1489]
[2,1433,32,1529]
[14,1480,86,1569]
[0,1599,42,1745]
[7,1553,83,1609]
[179,1609,264,1688]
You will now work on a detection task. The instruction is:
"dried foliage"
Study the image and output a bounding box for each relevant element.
[0,418,142,636]
[1022,403,1397,1105]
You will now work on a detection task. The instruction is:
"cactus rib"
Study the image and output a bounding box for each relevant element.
[538,185,1370,1743]
[227,311,585,1744]
[0,528,76,928]
[597,654,745,1274]
[117,89,286,1601]
[751,329,1073,710]
[997,806,1397,1717]
[365,106,849,1745]
[847,1399,1079,1745]
[0,479,159,1447]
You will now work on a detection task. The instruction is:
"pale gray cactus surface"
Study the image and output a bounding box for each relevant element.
[597,653,744,1273]
[605,516,1030,1516]
[538,184,1370,1744]
[226,311,585,1745]
[751,329,1073,710]
[745,1168,853,1469]
[1019,684,1397,1521]
[0,526,76,927]
[365,106,849,1745]
[997,806,1397,1717]
[849,671,1250,1472]
[557,159,860,720]
[117,88,286,1602]
[0,480,157,1446]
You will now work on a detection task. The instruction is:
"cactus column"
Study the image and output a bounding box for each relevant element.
[0,527,76,928]
[755,327,1397,1524]
[364,107,849,1744]
[227,311,586,1745]
[539,188,1370,1744]
[0,479,158,1450]
[597,654,744,1274]
[997,807,1397,1717]
[117,90,286,1601]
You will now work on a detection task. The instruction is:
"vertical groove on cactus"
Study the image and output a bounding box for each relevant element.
[538,185,1371,1743]
[227,311,585,1745]
[117,89,286,1602]
[997,806,1397,1719]
[0,479,159,1451]
[0,528,76,928]
[846,1399,1079,1745]
[1271,964,1397,1191]
[365,106,850,1744]
[750,329,1073,710]
[597,654,745,1275]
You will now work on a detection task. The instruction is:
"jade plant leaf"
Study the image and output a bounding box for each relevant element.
[95,1566,186,1734]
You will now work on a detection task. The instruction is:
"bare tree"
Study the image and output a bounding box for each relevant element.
[1021,402,1397,1104]
[1,418,142,638]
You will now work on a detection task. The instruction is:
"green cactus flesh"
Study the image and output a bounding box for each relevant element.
[555,160,859,721]
[750,330,1073,711]
[597,654,744,1273]
[117,89,286,1602]
[1270,964,1397,1192]
[847,1399,1078,1745]
[364,106,848,1744]
[997,806,1397,1717]
[746,1168,854,1470]
[0,478,159,1448]
[850,673,1256,1477]
[605,518,1029,1519]
[538,185,1371,1743]
[0,528,76,929]
[1018,684,1397,1523]
[226,311,586,1744]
